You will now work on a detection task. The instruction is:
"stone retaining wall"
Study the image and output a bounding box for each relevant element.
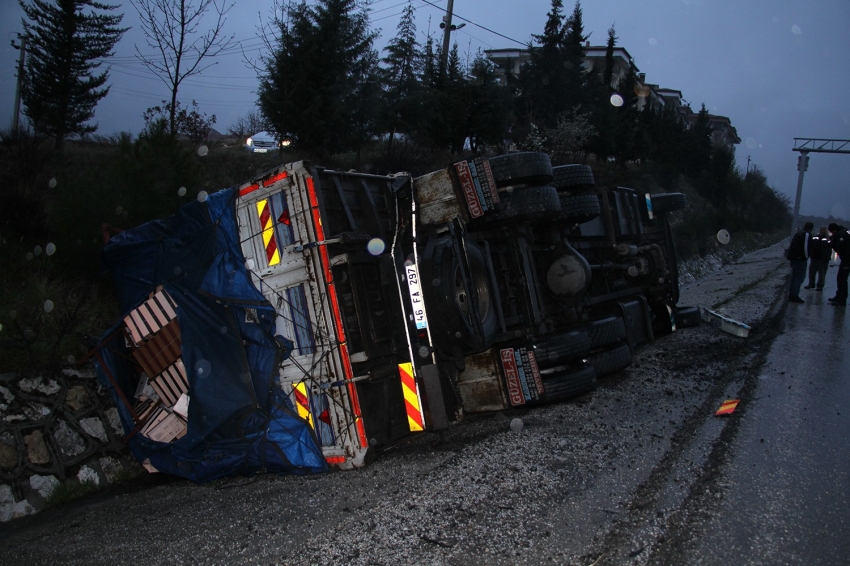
[0,366,141,522]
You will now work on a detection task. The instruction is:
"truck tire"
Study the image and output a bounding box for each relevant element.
[588,343,632,377]
[533,330,591,368]
[558,193,601,224]
[586,316,627,349]
[474,185,561,226]
[552,164,594,192]
[675,305,701,328]
[541,364,597,402]
[650,192,687,214]
[489,152,553,188]
[429,238,498,350]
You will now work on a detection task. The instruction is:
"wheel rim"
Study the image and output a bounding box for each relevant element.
[454,260,492,325]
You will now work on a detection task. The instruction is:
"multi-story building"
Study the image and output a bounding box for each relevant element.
[484,44,740,147]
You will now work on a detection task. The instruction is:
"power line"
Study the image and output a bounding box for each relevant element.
[412,0,527,46]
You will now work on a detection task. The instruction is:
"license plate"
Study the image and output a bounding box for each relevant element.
[406,264,428,329]
[255,148,268,153]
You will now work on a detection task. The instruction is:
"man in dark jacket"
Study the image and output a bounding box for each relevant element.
[827,222,849,307]
[804,225,832,291]
[786,222,812,303]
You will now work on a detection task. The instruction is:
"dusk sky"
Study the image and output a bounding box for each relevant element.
[1,0,849,220]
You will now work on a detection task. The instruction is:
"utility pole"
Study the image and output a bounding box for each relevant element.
[439,0,455,79]
[11,35,27,131]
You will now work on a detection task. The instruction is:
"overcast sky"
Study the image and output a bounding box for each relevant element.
[1,0,849,220]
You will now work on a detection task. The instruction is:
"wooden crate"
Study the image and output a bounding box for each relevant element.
[124,287,178,346]
[149,359,189,407]
[140,407,187,443]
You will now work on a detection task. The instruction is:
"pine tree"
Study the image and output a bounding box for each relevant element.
[380,2,420,152]
[562,0,588,108]
[517,0,567,130]
[18,0,127,149]
[466,51,513,153]
[259,0,380,155]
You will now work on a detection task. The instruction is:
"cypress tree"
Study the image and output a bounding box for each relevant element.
[18,0,127,150]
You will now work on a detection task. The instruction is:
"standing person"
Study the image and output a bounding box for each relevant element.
[804,225,831,291]
[827,222,849,307]
[786,222,813,303]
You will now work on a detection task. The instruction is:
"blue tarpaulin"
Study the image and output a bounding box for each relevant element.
[95,188,327,481]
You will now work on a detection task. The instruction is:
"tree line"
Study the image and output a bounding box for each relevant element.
[10,0,790,239]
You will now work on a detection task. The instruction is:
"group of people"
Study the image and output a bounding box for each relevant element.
[787,222,850,306]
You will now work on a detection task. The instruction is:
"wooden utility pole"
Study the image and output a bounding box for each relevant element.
[440,0,455,78]
[11,35,27,131]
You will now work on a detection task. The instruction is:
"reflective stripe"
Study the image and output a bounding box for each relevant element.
[715,399,740,416]
[293,382,314,428]
[256,199,281,266]
[399,363,424,432]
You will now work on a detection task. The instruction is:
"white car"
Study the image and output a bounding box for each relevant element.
[245,131,287,153]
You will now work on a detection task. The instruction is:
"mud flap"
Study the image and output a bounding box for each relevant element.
[617,296,654,352]
[421,363,448,430]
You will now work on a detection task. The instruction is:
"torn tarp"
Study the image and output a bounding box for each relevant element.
[95,188,326,481]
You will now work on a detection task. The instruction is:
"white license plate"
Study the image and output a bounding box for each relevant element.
[406,264,428,329]
[254,148,268,153]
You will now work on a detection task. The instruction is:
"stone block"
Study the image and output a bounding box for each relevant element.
[24,430,50,465]
[0,484,36,523]
[29,474,59,499]
[80,417,108,443]
[77,465,100,486]
[105,408,125,436]
[0,439,17,469]
[54,420,86,458]
[18,377,61,396]
[99,457,124,483]
[65,385,91,411]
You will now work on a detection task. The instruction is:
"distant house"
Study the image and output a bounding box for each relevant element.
[484,44,740,146]
[485,43,658,110]
[687,113,741,146]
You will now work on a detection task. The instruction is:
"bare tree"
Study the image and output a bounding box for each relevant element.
[227,109,268,138]
[131,0,235,135]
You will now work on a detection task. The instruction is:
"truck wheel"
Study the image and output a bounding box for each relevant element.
[675,306,701,328]
[541,364,596,402]
[588,343,632,377]
[552,164,594,192]
[558,193,600,224]
[489,152,553,188]
[587,316,627,349]
[430,238,497,350]
[650,192,687,214]
[474,185,561,226]
[533,330,591,368]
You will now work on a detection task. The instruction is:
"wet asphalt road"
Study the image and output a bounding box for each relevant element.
[671,270,850,565]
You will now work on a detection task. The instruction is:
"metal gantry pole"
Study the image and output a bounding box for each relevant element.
[790,150,809,238]
[789,138,850,237]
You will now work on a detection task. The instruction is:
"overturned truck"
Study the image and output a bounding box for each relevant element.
[97,152,686,477]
